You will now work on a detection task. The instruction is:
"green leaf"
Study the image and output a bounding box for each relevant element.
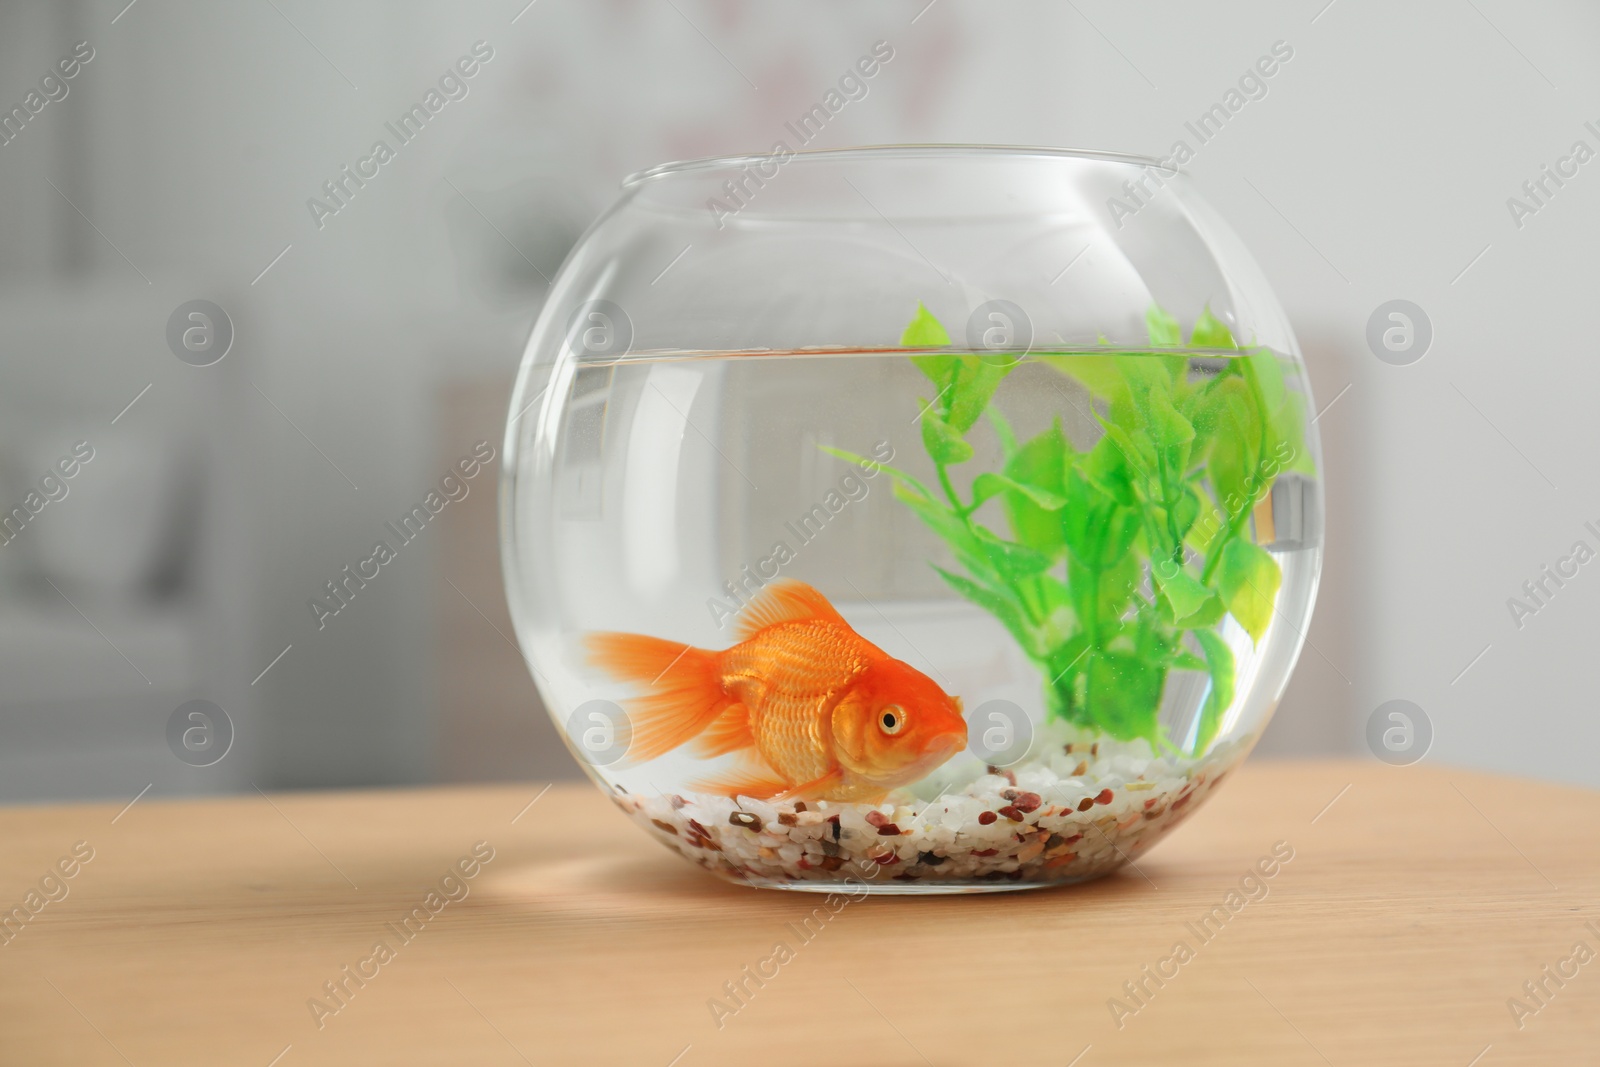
[902,303,954,390]
[973,472,1067,511]
[1064,542,1142,644]
[1241,347,1318,473]
[1102,506,1145,567]
[817,445,938,501]
[1183,374,1236,462]
[987,421,1072,554]
[1250,351,1315,479]
[1191,629,1235,754]
[892,481,995,581]
[1189,307,1237,350]
[1183,484,1225,556]
[1035,572,1075,617]
[1203,382,1263,523]
[901,302,951,347]
[932,565,1038,655]
[1116,350,1175,407]
[1146,386,1195,446]
[1061,470,1140,568]
[899,306,1019,437]
[1174,593,1226,630]
[1099,550,1143,621]
[912,355,955,395]
[1007,500,1068,559]
[1144,308,1190,387]
[1041,633,1093,722]
[945,356,1015,434]
[1044,632,1092,676]
[1167,649,1208,672]
[1280,433,1316,478]
[894,482,1051,587]
[921,411,974,465]
[971,525,1056,581]
[1010,421,1071,489]
[1035,354,1125,401]
[1168,485,1201,543]
[992,422,1068,559]
[1115,348,1192,445]
[1217,538,1281,644]
[1153,563,1210,621]
[1108,353,1187,465]
[1242,348,1289,433]
[1080,431,1142,506]
[1081,650,1167,742]
[1145,385,1195,479]
[1146,305,1183,347]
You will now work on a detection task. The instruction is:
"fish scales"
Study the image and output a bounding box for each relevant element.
[725,620,870,782]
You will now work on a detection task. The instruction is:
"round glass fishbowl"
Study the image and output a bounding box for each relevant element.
[501,145,1322,894]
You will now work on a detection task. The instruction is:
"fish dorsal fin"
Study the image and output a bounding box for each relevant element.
[735,580,846,641]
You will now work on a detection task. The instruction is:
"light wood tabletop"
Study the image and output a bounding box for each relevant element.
[2,760,1595,1065]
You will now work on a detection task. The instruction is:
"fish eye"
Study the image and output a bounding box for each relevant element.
[878,705,904,735]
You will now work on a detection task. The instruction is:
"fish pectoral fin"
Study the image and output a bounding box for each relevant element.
[690,766,792,801]
[689,703,752,759]
[771,768,844,802]
[734,580,848,640]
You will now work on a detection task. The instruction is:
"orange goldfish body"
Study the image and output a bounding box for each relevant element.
[585,581,967,802]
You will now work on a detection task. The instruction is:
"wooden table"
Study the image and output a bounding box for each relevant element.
[2,761,1596,1065]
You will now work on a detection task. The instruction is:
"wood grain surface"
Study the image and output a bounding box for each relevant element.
[1,760,1596,1065]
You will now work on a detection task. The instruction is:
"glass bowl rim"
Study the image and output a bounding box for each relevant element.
[621,143,1166,188]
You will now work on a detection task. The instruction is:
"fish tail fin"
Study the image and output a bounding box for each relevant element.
[585,632,728,763]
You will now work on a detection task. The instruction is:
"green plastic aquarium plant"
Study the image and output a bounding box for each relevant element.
[826,304,1311,755]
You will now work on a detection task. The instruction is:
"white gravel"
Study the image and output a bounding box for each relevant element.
[610,722,1247,891]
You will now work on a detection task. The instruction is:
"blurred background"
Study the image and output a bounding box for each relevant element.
[1,0,1594,802]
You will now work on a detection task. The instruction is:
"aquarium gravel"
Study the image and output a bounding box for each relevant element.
[611,725,1246,889]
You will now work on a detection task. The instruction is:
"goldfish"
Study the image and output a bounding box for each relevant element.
[585,580,967,802]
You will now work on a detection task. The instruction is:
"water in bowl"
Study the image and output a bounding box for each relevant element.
[507,341,1321,893]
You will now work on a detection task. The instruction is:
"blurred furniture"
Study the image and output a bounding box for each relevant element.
[5,760,1594,1063]
[0,284,256,799]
